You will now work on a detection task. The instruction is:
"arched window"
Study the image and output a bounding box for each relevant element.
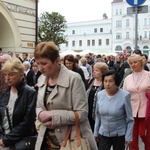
[115,45,122,51]
[143,45,149,49]
[126,46,131,50]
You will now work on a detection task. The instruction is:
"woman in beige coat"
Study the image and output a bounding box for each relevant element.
[34,41,97,150]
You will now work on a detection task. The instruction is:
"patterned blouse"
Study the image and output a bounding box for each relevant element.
[42,84,60,150]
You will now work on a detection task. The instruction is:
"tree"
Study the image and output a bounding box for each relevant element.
[38,12,67,48]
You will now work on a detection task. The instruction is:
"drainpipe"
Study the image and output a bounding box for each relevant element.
[35,0,38,45]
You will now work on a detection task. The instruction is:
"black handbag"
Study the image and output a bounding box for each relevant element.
[13,136,37,150]
[5,106,37,150]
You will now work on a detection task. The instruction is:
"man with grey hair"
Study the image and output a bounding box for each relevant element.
[23,61,34,86]
[0,54,12,94]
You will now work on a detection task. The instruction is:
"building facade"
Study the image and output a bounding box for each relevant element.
[60,0,150,56]
[112,0,150,56]
[60,18,112,54]
[0,0,37,54]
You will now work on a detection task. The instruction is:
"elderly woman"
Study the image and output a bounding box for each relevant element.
[123,54,150,150]
[87,62,108,132]
[94,70,134,150]
[34,41,98,150]
[0,59,37,149]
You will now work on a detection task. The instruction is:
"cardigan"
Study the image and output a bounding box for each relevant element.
[94,89,134,141]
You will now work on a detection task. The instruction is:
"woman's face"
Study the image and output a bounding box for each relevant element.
[93,67,102,79]
[142,56,147,65]
[129,58,142,72]
[104,75,116,90]
[36,57,58,77]
[4,72,22,87]
[65,60,74,70]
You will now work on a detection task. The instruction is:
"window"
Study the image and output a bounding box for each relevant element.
[140,36,142,41]
[66,41,68,47]
[94,28,97,33]
[72,40,75,46]
[116,9,118,15]
[126,46,131,50]
[72,30,75,34]
[92,40,95,46]
[116,21,122,27]
[106,39,109,45]
[126,19,130,27]
[126,32,130,39]
[98,39,102,45]
[144,31,147,38]
[115,45,122,51]
[116,33,122,39]
[87,40,90,46]
[149,31,150,39]
[100,28,103,32]
[149,18,150,25]
[143,45,149,49]
[144,18,147,26]
[119,9,122,15]
[79,40,82,46]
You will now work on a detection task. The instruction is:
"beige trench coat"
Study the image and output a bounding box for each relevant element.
[35,64,98,150]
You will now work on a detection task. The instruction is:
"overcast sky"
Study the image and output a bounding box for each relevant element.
[38,0,112,23]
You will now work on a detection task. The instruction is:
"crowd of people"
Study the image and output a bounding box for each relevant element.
[0,44,150,150]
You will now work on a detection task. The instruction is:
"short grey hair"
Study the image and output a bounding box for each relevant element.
[23,61,31,68]
[0,54,12,63]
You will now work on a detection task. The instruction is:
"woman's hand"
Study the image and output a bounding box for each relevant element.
[0,139,5,147]
[147,86,150,93]
[125,141,132,150]
[94,136,99,142]
[43,120,55,129]
[38,110,52,123]
[125,141,132,145]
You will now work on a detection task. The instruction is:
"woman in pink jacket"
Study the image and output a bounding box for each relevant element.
[123,54,150,150]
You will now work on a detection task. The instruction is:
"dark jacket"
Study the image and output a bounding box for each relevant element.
[73,67,88,90]
[26,69,35,86]
[0,81,37,147]
[0,71,8,95]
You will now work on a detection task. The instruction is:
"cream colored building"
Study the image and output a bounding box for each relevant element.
[0,0,37,54]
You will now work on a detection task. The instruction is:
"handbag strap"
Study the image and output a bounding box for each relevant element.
[5,106,12,130]
[62,112,81,147]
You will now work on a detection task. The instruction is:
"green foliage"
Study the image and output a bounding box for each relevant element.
[38,12,67,48]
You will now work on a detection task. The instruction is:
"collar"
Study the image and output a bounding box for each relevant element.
[37,64,69,88]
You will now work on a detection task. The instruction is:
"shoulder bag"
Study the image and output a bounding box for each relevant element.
[5,106,37,150]
[60,111,90,150]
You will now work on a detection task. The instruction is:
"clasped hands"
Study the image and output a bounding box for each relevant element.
[38,110,55,129]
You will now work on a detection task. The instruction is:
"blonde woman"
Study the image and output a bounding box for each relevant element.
[123,54,150,150]
[87,62,108,132]
[0,59,37,149]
